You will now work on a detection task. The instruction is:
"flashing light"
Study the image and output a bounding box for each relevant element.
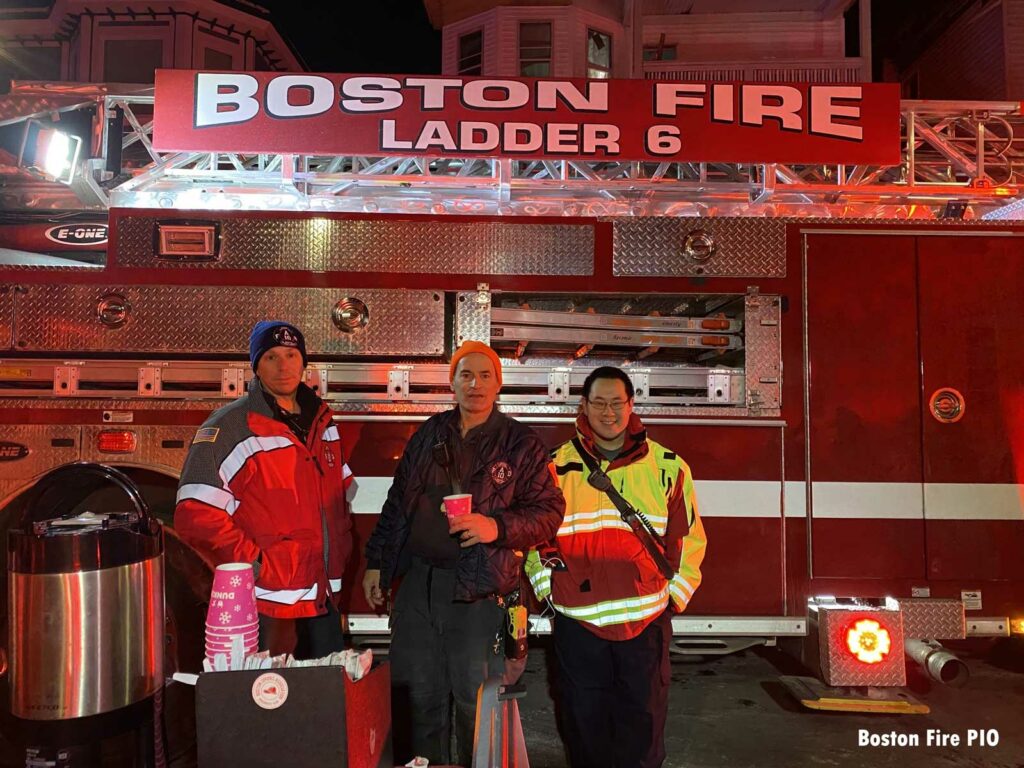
[97,430,137,454]
[1011,618,1024,636]
[845,618,892,664]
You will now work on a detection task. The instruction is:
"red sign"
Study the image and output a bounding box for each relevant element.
[153,70,901,165]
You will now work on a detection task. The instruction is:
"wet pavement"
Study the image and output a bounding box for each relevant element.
[2,637,1021,767]
[515,637,1024,768]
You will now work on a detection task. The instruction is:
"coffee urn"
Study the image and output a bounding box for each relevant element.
[7,463,164,767]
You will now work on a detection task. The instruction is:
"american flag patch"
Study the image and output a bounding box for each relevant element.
[193,427,219,444]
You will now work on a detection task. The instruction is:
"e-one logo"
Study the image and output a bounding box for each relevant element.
[0,442,29,462]
[44,224,108,246]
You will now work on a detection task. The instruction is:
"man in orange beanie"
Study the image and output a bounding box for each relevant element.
[363,341,563,766]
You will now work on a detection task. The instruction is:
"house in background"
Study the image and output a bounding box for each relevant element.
[899,0,1024,99]
[0,0,302,92]
[422,0,871,83]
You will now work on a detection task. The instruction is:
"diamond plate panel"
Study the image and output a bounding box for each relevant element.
[0,425,80,504]
[896,598,966,640]
[13,286,445,356]
[81,425,196,476]
[612,218,786,277]
[454,290,491,346]
[818,607,906,687]
[116,216,594,275]
[745,293,781,416]
[0,286,14,351]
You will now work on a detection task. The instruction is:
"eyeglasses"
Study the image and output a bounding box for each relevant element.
[585,399,630,413]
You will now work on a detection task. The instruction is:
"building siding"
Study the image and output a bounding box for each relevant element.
[909,1,1005,99]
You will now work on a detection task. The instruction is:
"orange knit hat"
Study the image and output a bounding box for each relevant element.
[449,341,502,388]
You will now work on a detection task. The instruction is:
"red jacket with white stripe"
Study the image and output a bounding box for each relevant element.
[175,378,353,619]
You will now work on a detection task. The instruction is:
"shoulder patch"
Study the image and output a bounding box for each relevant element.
[663,451,677,460]
[193,427,220,444]
[489,460,514,487]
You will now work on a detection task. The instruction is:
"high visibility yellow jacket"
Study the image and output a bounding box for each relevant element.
[526,413,706,641]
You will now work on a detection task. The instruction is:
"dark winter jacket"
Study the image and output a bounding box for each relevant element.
[365,407,564,600]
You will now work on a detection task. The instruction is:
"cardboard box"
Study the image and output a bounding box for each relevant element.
[196,662,392,768]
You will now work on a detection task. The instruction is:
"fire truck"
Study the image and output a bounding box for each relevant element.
[0,76,1022,703]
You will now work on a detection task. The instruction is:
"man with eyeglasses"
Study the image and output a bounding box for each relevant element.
[526,365,707,768]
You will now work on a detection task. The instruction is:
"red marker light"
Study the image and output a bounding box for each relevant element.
[97,430,137,453]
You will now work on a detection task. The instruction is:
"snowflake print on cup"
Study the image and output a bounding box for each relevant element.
[219,611,231,624]
[230,575,242,587]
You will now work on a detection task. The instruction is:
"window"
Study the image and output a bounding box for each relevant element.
[0,44,61,93]
[587,29,611,79]
[458,30,483,75]
[642,44,677,62]
[519,22,551,77]
[103,39,163,83]
[204,48,234,70]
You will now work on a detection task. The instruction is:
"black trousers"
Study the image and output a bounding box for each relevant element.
[258,600,345,660]
[553,610,672,768]
[389,559,506,767]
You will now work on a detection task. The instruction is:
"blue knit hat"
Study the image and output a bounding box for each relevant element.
[249,320,307,371]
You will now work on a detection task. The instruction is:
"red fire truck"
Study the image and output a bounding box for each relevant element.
[0,75,1021,696]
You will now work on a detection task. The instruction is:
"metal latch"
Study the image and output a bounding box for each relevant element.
[221,367,246,398]
[708,370,732,403]
[304,367,324,397]
[628,371,650,402]
[388,368,410,400]
[548,369,570,402]
[138,366,162,396]
[54,366,80,395]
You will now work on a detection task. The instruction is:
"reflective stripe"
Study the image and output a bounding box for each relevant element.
[176,482,239,515]
[323,425,340,442]
[560,509,631,534]
[669,578,693,608]
[255,583,318,604]
[554,587,669,627]
[329,578,342,592]
[670,574,694,599]
[220,435,294,485]
[528,567,552,598]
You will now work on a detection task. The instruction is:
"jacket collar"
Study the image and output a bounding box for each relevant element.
[247,376,328,436]
[574,411,649,469]
[444,404,504,438]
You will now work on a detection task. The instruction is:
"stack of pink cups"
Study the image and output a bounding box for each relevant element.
[205,562,259,660]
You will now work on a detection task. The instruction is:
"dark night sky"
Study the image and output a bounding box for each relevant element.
[257,0,441,74]
[258,0,965,79]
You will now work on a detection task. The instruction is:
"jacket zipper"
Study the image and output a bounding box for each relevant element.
[309,407,332,598]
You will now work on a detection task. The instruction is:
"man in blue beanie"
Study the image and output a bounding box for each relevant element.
[176,320,353,658]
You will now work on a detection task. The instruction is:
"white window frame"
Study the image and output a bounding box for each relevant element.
[457,29,484,76]
[91,20,173,82]
[518,21,552,77]
[194,26,244,70]
[586,27,612,79]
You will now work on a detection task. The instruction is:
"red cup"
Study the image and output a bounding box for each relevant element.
[207,563,257,628]
[206,627,259,643]
[442,493,472,520]
[206,623,258,637]
[206,638,258,654]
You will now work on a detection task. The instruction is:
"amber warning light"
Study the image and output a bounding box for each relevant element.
[845,618,892,664]
[97,431,137,454]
